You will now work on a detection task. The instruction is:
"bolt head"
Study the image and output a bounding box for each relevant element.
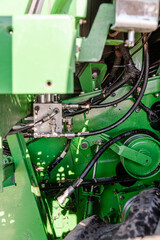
[120,196,124,200]
[135,107,141,113]
[81,142,89,149]
[155,93,159,98]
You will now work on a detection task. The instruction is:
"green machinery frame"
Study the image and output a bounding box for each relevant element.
[0,0,159,239]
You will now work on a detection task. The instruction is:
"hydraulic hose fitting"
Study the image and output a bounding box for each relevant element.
[57,186,75,205]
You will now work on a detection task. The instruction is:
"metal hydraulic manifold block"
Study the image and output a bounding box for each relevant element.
[33,94,75,138]
[112,0,159,46]
[33,100,63,138]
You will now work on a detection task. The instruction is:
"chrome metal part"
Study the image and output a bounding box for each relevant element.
[57,186,75,205]
[90,144,100,192]
[112,0,159,33]
[40,94,46,104]
[35,0,45,14]
[33,103,63,138]
[125,30,135,47]
[28,0,45,14]
[122,195,138,220]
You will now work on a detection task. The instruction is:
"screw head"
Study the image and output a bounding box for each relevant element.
[111,93,116,97]
[120,196,124,200]
[81,142,89,149]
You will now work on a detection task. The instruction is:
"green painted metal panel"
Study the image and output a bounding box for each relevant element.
[41,0,55,15]
[0,95,30,137]
[0,17,12,93]
[0,0,30,15]
[76,3,115,62]
[50,0,71,14]
[1,133,50,240]
[0,16,75,94]
[0,0,159,238]
[12,15,75,94]
[130,33,143,71]
[0,93,30,192]
[67,0,88,18]
[105,39,124,45]
[50,0,88,17]
[0,139,3,192]
[79,63,107,93]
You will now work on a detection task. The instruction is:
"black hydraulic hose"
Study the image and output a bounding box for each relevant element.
[133,88,159,122]
[42,176,137,191]
[64,71,135,117]
[90,61,145,109]
[64,109,86,117]
[6,124,34,136]
[65,42,140,116]
[74,130,159,184]
[57,129,160,204]
[138,102,159,122]
[64,64,141,117]
[101,48,122,88]
[131,33,151,57]
[47,139,71,173]
[66,34,149,116]
[67,42,149,138]
[90,40,145,108]
[7,109,59,137]
[92,36,143,106]
[130,34,145,49]
[64,75,128,116]
[26,138,40,146]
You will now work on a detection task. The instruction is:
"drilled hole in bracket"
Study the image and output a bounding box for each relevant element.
[7,26,13,35]
[46,80,52,88]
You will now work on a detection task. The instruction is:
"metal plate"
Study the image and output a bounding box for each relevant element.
[34,103,63,137]
[0,15,75,94]
[112,0,159,32]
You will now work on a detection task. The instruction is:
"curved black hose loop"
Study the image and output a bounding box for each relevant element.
[73,42,149,137]
[138,102,160,123]
[90,60,145,109]
[74,129,160,184]
[58,129,160,203]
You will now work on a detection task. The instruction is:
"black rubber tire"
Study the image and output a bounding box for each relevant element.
[111,188,160,240]
[64,188,160,240]
[64,215,120,240]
